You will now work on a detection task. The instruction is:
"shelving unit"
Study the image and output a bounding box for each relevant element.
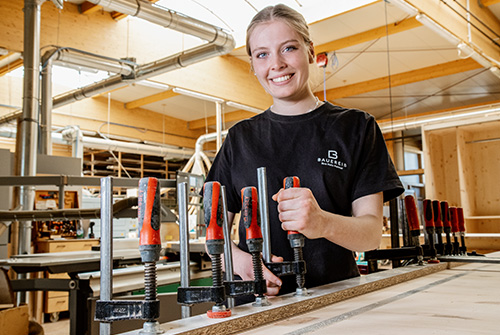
[83,150,187,180]
[422,119,500,251]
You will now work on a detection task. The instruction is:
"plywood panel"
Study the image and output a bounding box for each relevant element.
[466,219,500,234]
[456,128,472,215]
[424,128,460,204]
[239,260,500,335]
[469,140,500,216]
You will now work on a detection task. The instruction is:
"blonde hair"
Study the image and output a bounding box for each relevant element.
[246,4,313,57]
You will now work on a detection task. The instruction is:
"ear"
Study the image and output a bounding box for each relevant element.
[308,42,315,64]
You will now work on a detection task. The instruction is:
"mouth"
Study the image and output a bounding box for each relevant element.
[271,74,293,83]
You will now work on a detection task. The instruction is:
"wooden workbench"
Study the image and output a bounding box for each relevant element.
[119,253,499,334]
[240,260,499,334]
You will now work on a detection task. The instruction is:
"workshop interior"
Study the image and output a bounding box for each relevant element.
[0,0,500,334]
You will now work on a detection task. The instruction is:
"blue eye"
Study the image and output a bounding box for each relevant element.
[256,52,268,59]
[283,46,297,53]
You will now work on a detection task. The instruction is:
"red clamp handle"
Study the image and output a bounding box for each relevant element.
[203,181,224,242]
[440,201,451,228]
[432,200,443,228]
[138,177,162,247]
[241,186,262,240]
[283,176,301,236]
[241,186,263,253]
[404,195,420,233]
[423,199,434,228]
[457,207,466,233]
[449,207,459,233]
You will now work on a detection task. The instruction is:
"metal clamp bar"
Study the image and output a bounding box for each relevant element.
[178,182,192,318]
[99,176,113,335]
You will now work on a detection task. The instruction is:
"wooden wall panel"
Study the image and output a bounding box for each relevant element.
[468,137,500,217]
[424,128,460,204]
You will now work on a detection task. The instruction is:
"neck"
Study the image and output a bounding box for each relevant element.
[270,96,322,116]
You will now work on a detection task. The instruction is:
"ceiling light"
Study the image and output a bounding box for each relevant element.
[415,14,460,46]
[389,0,419,16]
[226,101,262,114]
[457,42,492,68]
[379,105,500,133]
[135,80,170,90]
[490,67,500,79]
[172,87,224,103]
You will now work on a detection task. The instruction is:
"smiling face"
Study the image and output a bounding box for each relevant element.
[249,19,314,105]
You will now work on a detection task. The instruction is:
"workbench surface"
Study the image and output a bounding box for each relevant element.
[240,260,499,334]
[118,253,499,335]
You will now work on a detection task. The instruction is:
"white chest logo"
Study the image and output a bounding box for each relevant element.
[318,150,347,170]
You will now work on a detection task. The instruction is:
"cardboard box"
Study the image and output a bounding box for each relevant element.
[0,305,29,335]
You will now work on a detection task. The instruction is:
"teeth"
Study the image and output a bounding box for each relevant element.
[272,75,291,83]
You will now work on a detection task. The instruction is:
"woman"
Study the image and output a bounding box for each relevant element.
[204,4,404,301]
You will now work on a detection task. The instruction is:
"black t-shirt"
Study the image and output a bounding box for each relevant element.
[205,102,404,295]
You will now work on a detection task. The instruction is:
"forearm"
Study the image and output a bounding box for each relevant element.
[320,212,382,252]
[321,192,383,252]
[276,190,384,252]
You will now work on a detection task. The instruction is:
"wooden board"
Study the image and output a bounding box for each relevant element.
[119,262,460,334]
[239,260,500,334]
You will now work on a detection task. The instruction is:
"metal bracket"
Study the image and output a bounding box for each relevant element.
[95,300,159,322]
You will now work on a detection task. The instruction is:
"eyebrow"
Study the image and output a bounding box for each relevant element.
[251,39,301,54]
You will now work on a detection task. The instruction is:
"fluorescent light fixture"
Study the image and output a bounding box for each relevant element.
[135,80,170,90]
[226,101,262,114]
[389,0,419,16]
[416,14,460,46]
[490,66,500,79]
[172,87,224,103]
[379,105,500,133]
[457,42,491,68]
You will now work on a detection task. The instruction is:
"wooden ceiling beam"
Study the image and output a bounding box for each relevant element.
[315,17,422,54]
[318,58,481,101]
[79,2,102,15]
[0,58,23,77]
[188,110,257,130]
[125,90,179,110]
[482,0,500,6]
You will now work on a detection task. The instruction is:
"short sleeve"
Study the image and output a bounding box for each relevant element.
[204,131,242,213]
[351,116,404,203]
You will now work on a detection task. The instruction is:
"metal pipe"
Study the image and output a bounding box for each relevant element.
[221,186,235,309]
[40,57,53,155]
[178,182,191,318]
[99,176,113,335]
[18,0,42,262]
[257,167,272,263]
[216,102,222,151]
[50,48,135,76]
[53,74,126,108]
[54,0,235,108]
[87,0,229,44]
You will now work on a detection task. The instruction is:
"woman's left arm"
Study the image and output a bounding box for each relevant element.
[274,188,383,252]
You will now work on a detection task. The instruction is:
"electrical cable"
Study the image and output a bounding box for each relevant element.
[449,0,500,40]
[440,0,500,48]
[311,40,378,92]
[384,0,396,134]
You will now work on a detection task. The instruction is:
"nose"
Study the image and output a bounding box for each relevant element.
[270,53,286,71]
